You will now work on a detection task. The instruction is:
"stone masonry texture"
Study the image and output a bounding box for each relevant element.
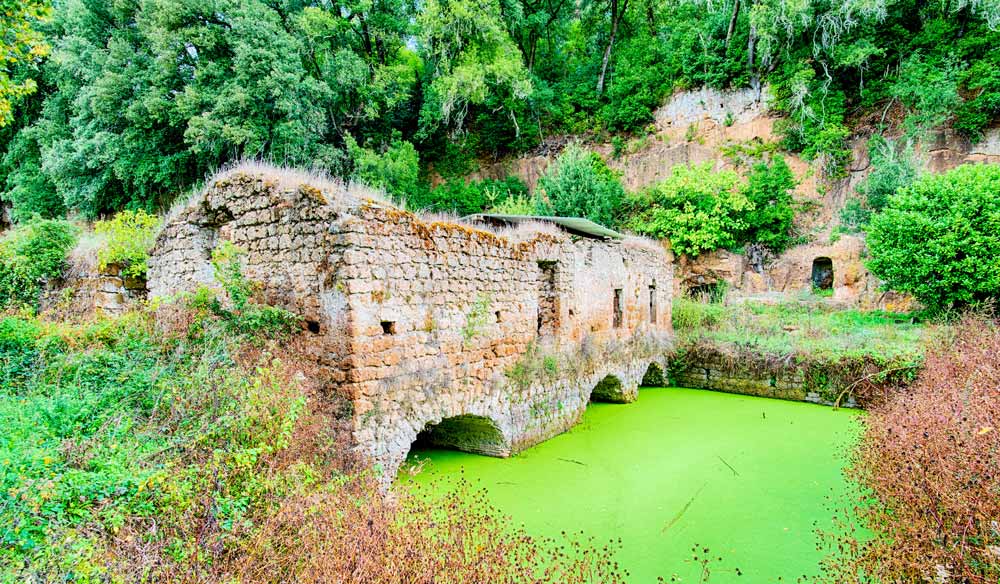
[148,170,675,478]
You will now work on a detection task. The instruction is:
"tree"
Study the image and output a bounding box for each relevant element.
[535,144,624,226]
[740,155,796,253]
[417,0,533,136]
[0,0,50,126]
[867,164,1000,311]
[627,162,749,257]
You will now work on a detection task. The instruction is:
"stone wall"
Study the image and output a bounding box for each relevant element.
[669,349,864,407]
[149,168,674,477]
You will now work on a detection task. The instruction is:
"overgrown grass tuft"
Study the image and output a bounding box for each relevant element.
[672,297,924,363]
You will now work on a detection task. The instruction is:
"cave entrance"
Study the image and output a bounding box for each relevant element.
[811,257,834,291]
[412,414,509,457]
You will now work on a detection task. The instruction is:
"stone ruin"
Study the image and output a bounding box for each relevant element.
[148,167,674,477]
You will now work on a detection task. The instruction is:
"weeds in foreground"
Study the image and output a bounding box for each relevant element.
[816,315,1000,583]
[1,260,628,582]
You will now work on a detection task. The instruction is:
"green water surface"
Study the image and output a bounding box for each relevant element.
[401,387,859,583]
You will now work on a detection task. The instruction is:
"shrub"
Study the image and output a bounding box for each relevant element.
[739,156,796,253]
[196,241,303,338]
[535,144,624,227]
[819,315,1000,583]
[626,163,748,257]
[0,219,78,309]
[414,176,529,215]
[347,134,423,202]
[856,135,918,214]
[94,209,161,279]
[867,164,1000,311]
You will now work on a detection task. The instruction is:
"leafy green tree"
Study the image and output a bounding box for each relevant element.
[417,0,533,136]
[535,144,624,226]
[0,0,50,126]
[347,134,421,202]
[857,135,918,213]
[867,164,1000,311]
[740,155,795,253]
[627,162,749,257]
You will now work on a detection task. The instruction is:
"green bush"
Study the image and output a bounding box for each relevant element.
[0,219,78,309]
[535,144,624,227]
[867,164,1000,311]
[857,136,918,213]
[94,210,161,279]
[740,156,796,253]
[348,134,423,202]
[411,176,529,215]
[627,163,748,257]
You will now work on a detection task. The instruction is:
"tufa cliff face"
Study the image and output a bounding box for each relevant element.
[462,87,1000,308]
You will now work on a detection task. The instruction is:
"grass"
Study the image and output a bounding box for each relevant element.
[672,297,925,363]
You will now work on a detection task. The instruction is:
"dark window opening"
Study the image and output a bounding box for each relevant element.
[537,261,559,336]
[649,282,657,324]
[381,320,396,335]
[613,288,623,328]
[495,311,502,323]
[812,257,834,290]
[306,320,321,334]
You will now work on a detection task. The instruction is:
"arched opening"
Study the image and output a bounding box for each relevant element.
[591,374,628,403]
[412,414,509,457]
[641,362,666,387]
[812,257,834,291]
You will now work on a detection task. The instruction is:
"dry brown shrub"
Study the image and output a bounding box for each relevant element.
[818,314,1000,583]
[225,475,625,584]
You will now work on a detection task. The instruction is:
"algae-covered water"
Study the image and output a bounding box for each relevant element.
[400,387,860,583]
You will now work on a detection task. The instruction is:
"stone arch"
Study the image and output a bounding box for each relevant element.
[641,362,667,387]
[412,414,511,457]
[590,374,629,403]
[812,257,834,290]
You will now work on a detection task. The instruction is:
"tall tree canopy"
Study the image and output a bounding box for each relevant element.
[2,0,1000,219]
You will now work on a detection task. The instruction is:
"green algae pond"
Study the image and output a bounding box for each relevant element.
[400,387,860,583]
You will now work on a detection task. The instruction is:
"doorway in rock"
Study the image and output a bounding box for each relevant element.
[412,414,510,457]
[812,257,834,291]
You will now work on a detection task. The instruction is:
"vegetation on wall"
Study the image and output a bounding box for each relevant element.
[94,210,161,279]
[867,163,1000,311]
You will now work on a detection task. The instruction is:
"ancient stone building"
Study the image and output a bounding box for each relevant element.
[148,167,674,477]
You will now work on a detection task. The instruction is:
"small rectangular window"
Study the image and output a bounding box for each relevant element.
[613,289,623,328]
[649,283,657,324]
[380,320,396,335]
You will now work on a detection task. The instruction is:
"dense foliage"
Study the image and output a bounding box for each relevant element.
[0,218,77,309]
[94,210,161,279]
[627,163,748,257]
[867,163,1000,311]
[819,315,1000,583]
[535,144,624,225]
[739,156,797,254]
[3,0,1000,219]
